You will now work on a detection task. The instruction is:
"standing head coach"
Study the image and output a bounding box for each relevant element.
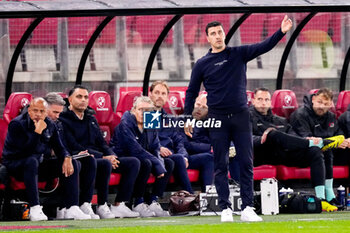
[184,15,293,222]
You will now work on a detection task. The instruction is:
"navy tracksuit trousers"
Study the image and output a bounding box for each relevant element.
[208,108,254,210]
[133,157,174,200]
[95,157,140,205]
[4,156,83,208]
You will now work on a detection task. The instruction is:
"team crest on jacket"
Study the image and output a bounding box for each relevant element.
[329,122,335,128]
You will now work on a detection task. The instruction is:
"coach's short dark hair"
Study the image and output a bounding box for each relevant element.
[254,87,270,95]
[205,21,223,35]
[68,85,89,97]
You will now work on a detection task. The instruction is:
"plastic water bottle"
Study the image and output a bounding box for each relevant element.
[337,185,346,206]
[346,194,350,211]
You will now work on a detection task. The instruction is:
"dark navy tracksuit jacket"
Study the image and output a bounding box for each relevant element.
[184,29,286,210]
[2,112,70,206]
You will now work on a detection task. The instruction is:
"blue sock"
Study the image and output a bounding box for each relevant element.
[309,139,324,148]
[325,179,336,201]
[134,197,144,206]
[315,185,325,199]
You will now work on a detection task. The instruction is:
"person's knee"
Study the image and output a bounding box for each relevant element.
[98,159,113,173]
[309,147,325,163]
[170,154,186,165]
[24,157,39,172]
[122,157,141,171]
[140,159,152,170]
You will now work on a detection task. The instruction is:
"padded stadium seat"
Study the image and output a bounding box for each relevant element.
[0,119,7,190]
[246,90,254,106]
[276,165,349,180]
[9,177,47,191]
[336,90,350,118]
[309,89,319,94]
[253,165,277,180]
[115,91,142,125]
[3,92,32,124]
[0,118,8,158]
[271,89,298,119]
[163,91,185,115]
[109,173,121,186]
[88,91,118,143]
[56,92,68,99]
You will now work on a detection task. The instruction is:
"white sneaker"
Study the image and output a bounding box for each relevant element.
[132,203,155,217]
[110,202,140,218]
[96,203,115,219]
[240,206,262,222]
[65,206,91,220]
[80,202,100,219]
[148,201,170,217]
[56,207,66,219]
[30,205,48,221]
[221,208,233,222]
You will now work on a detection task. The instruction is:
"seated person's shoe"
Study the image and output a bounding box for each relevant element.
[65,206,91,220]
[96,203,115,219]
[240,206,262,222]
[148,201,170,217]
[322,135,345,151]
[30,205,48,221]
[110,202,140,218]
[56,207,66,219]
[328,198,344,210]
[321,200,338,212]
[80,202,100,219]
[132,203,155,217]
[221,208,233,222]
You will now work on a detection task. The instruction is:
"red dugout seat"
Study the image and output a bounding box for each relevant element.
[0,118,8,159]
[3,92,32,124]
[246,90,254,106]
[88,91,117,143]
[271,89,298,119]
[276,165,349,180]
[336,90,350,118]
[115,91,142,125]
[163,91,185,115]
[253,165,277,180]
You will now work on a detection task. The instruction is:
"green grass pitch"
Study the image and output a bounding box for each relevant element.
[1,212,350,232]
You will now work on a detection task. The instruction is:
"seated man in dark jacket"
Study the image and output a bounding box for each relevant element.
[2,97,81,221]
[44,92,92,220]
[149,81,193,193]
[181,93,214,192]
[110,96,173,217]
[289,88,346,211]
[59,85,140,219]
[336,106,350,168]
